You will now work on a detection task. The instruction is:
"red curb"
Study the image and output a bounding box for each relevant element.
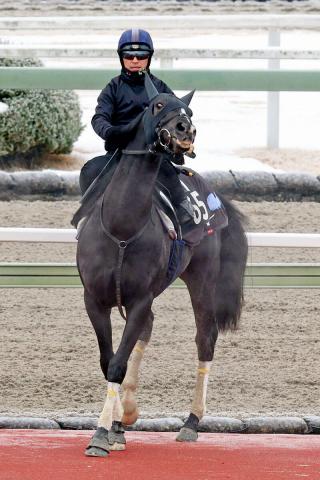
[0,430,320,480]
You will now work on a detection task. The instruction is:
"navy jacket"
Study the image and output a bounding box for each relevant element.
[91,69,173,152]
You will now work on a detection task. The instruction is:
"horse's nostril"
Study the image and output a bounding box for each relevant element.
[176,122,186,132]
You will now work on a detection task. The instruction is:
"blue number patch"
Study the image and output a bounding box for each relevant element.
[207,193,222,211]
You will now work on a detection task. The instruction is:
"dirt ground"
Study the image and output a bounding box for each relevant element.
[1,0,319,16]
[0,200,319,419]
[1,0,319,421]
[237,148,320,177]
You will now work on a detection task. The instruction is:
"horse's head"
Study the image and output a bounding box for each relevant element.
[143,73,196,158]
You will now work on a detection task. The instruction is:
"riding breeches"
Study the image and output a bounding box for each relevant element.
[79,152,187,206]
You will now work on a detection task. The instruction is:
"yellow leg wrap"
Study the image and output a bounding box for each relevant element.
[98,382,120,430]
[191,361,212,420]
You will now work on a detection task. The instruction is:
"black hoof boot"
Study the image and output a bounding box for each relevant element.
[176,413,199,442]
[108,421,126,451]
[85,427,110,457]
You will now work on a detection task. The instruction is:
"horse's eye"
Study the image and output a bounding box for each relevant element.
[156,103,163,109]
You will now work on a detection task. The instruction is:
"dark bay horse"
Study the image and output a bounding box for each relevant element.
[75,75,248,456]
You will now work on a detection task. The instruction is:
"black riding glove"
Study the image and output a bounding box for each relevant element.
[104,124,135,150]
[104,112,144,151]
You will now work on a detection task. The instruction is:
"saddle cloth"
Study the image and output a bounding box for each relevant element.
[155,169,229,289]
[155,168,228,248]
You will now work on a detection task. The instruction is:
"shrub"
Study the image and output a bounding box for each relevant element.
[0,57,83,162]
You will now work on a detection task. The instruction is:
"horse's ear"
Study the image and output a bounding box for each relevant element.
[144,72,159,101]
[180,89,195,106]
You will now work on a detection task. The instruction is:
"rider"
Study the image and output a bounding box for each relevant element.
[79,28,194,227]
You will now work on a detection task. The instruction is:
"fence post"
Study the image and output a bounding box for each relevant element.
[267,30,280,149]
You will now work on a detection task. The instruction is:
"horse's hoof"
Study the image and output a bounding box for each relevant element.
[121,397,139,426]
[85,446,109,457]
[108,421,126,451]
[86,427,110,457]
[121,410,139,426]
[109,442,126,451]
[176,427,198,442]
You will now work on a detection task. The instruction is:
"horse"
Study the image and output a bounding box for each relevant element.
[75,74,248,457]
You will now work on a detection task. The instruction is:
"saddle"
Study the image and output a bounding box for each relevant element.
[75,166,228,250]
[155,167,228,248]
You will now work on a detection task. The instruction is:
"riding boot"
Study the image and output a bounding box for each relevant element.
[175,198,195,226]
[72,152,120,229]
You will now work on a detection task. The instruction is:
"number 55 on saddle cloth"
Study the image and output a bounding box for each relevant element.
[155,168,229,288]
[155,167,228,248]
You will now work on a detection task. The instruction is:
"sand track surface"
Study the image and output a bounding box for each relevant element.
[2,1,319,17]
[0,200,319,418]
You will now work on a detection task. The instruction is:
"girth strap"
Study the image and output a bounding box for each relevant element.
[100,200,151,321]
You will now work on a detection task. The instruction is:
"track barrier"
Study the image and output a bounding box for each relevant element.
[0,229,319,288]
[0,414,319,434]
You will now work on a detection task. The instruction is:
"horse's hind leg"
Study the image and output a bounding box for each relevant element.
[121,311,154,426]
[177,255,219,442]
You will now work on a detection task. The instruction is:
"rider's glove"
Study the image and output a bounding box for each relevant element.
[104,113,144,150]
[104,124,135,150]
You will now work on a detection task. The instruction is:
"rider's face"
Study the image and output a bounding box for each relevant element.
[122,55,149,72]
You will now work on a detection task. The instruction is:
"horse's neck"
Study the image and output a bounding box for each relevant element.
[102,121,161,239]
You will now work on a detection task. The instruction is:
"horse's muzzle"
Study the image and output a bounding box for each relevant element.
[173,122,196,156]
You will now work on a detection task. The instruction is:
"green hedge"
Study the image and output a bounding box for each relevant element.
[0,57,83,161]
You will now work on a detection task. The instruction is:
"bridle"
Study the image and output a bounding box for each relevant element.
[123,109,193,157]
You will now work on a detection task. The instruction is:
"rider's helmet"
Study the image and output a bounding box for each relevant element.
[117,29,154,68]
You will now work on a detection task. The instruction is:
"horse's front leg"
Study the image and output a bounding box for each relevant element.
[177,278,218,442]
[82,291,115,457]
[89,295,153,456]
[121,311,154,425]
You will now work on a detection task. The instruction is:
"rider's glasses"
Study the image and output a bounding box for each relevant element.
[122,52,150,61]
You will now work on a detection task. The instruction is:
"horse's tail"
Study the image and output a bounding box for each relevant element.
[215,196,248,331]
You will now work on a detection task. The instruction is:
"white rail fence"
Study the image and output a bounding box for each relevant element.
[0,229,319,288]
[1,46,320,63]
[0,228,320,248]
[2,14,320,149]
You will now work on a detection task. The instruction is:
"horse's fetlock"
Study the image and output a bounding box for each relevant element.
[192,407,205,421]
[184,412,200,431]
[108,362,127,384]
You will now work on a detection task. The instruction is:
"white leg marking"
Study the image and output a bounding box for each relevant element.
[121,340,147,424]
[191,361,212,420]
[113,390,124,422]
[98,382,120,430]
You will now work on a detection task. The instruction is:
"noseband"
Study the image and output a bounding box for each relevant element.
[123,110,193,157]
[153,110,193,155]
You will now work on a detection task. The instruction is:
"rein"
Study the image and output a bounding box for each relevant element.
[122,149,150,155]
[100,192,151,321]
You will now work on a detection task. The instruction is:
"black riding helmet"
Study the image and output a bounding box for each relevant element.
[117,29,154,69]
